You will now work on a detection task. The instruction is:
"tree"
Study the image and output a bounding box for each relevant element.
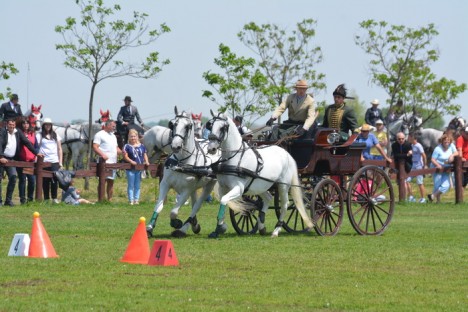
[55,0,170,173]
[238,19,326,119]
[0,61,19,101]
[202,44,269,126]
[355,20,466,128]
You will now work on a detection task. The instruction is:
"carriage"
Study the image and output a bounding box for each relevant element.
[227,127,395,237]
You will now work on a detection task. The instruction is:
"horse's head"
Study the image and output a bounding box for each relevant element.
[169,108,193,154]
[28,104,43,130]
[97,109,112,129]
[206,110,231,154]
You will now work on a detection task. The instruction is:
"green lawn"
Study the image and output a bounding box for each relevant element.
[0,177,467,311]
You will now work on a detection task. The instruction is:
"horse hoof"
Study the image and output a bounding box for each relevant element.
[208,231,219,239]
[146,225,154,238]
[171,230,187,238]
[216,223,228,234]
[192,223,201,234]
[170,218,183,229]
[259,227,267,236]
[271,233,278,238]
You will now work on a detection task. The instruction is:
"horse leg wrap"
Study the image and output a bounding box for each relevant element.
[275,221,284,228]
[259,211,266,224]
[217,204,226,222]
[149,211,159,228]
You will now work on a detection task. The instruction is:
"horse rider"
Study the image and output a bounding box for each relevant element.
[322,84,359,141]
[365,99,384,126]
[265,79,317,139]
[0,94,23,123]
[116,96,144,146]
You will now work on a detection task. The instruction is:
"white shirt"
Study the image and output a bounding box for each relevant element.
[4,129,18,158]
[36,133,62,163]
[93,130,118,163]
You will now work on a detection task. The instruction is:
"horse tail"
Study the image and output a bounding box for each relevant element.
[289,163,314,229]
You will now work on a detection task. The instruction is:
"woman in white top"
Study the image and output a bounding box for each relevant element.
[37,118,63,203]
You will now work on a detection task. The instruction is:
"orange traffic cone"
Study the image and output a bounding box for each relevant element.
[147,240,179,266]
[120,217,150,264]
[28,212,59,258]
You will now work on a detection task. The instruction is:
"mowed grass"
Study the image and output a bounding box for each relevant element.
[0,177,467,311]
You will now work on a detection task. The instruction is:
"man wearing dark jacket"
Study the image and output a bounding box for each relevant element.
[0,94,23,121]
[0,119,38,206]
[116,96,144,147]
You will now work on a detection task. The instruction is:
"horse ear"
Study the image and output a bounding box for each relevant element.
[210,109,214,117]
[38,105,42,111]
[174,106,179,116]
[100,109,104,115]
[106,110,110,117]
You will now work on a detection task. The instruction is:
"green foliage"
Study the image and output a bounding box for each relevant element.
[0,61,19,101]
[55,0,171,169]
[202,44,269,124]
[355,20,466,126]
[238,19,326,109]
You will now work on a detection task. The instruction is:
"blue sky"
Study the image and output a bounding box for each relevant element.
[2,0,467,126]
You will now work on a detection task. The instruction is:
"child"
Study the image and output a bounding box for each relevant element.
[61,179,94,205]
[406,133,427,203]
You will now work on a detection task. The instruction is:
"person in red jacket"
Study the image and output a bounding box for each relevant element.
[17,119,39,204]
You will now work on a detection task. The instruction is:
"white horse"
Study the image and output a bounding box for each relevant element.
[206,111,313,238]
[142,125,173,163]
[146,107,219,238]
[54,123,102,170]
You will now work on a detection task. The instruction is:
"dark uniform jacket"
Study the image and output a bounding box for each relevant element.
[117,105,142,125]
[365,107,384,126]
[0,102,23,121]
[322,103,358,134]
[391,141,413,173]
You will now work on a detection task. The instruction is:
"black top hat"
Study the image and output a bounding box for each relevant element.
[123,96,133,102]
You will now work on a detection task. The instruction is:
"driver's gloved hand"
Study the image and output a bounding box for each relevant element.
[266,118,276,127]
[295,127,306,136]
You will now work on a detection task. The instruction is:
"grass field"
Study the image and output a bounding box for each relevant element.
[0,177,467,311]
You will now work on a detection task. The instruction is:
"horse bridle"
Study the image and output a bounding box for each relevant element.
[207,115,229,143]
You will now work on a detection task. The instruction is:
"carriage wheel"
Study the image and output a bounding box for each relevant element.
[347,166,395,235]
[273,184,309,233]
[229,195,260,235]
[310,179,344,236]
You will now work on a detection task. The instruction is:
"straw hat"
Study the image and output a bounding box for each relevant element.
[294,80,309,89]
[43,118,53,124]
[370,99,380,105]
[361,124,371,131]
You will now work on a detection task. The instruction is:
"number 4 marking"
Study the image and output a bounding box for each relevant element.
[155,246,162,260]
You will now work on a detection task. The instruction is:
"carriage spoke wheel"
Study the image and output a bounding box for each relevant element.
[229,195,261,235]
[347,165,395,235]
[310,179,344,236]
[273,182,309,233]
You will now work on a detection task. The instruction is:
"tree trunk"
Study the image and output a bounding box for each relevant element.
[84,81,98,190]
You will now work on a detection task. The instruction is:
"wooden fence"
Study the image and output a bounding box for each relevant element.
[362,156,467,203]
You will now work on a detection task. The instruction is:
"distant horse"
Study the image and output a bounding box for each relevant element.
[206,111,313,238]
[387,113,414,141]
[446,116,466,139]
[191,112,203,139]
[54,123,102,170]
[24,104,43,130]
[146,107,219,238]
[142,125,173,163]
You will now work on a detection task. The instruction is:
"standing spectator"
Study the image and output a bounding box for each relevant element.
[266,79,317,138]
[406,132,427,203]
[322,84,359,140]
[455,127,468,187]
[123,129,149,205]
[0,94,23,121]
[62,179,94,205]
[116,96,144,147]
[369,119,388,160]
[391,132,413,201]
[17,119,38,204]
[0,119,38,206]
[93,119,120,201]
[356,124,392,162]
[37,118,63,203]
[427,134,458,203]
[365,99,384,126]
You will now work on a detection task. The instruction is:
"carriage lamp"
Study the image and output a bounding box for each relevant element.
[327,131,341,144]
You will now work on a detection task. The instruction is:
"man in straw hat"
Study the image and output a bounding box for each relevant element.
[365,99,384,126]
[266,79,317,138]
[322,84,358,140]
